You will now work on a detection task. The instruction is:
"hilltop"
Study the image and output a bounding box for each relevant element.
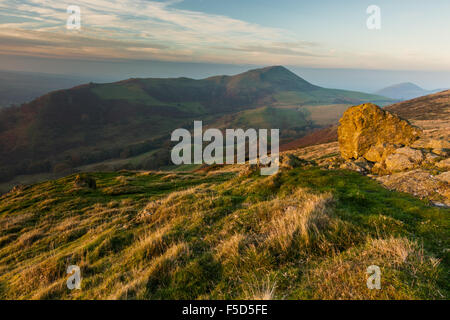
[385,89,450,120]
[375,82,446,100]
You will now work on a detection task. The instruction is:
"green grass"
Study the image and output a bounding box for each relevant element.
[229,106,310,129]
[0,166,448,300]
[92,83,206,114]
[274,89,392,106]
[92,83,162,105]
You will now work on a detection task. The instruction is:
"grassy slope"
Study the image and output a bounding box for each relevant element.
[92,83,207,114]
[273,89,392,106]
[0,166,448,300]
[211,106,311,131]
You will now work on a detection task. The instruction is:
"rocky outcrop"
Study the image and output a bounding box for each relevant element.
[338,103,422,160]
[335,103,449,205]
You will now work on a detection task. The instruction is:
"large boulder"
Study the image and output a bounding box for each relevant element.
[338,103,422,160]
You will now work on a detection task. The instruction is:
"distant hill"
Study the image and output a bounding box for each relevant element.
[375,82,446,100]
[385,89,450,120]
[0,66,392,184]
[0,70,104,108]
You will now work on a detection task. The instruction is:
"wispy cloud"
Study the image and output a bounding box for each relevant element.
[2,0,448,70]
[0,0,329,64]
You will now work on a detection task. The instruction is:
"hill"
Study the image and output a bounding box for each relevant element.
[0,66,392,185]
[0,70,100,109]
[385,89,450,120]
[375,82,446,100]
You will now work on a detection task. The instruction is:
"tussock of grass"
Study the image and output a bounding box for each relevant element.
[243,275,277,300]
[297,237,443,300]
[263,191,333,251]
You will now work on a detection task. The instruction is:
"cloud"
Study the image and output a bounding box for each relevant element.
[213,44,327,58]
[2,0,447,70]
[0,0,327,64]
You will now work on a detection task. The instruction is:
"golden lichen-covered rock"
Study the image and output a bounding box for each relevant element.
[385,153,415,172]
[384,147,424,172]
[436,158,450,169]
[364,143,398,163]
[338,103,422,160]
[433,148,450,157]
[436,171,450,184]
[395,146,424,163]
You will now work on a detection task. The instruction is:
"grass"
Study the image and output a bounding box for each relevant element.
[273,89,392,107]
[92,83,161,104]
[0,165,448,300]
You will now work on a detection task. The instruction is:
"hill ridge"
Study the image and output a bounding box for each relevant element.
[0,66,392,186]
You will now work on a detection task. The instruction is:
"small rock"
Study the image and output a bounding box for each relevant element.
[385,153,415,172]
[354,157,373,171]
[432,148,450,157]
[424,152,440,164]
[74,174,97,189]
[436,158,450,169]
[340,159,371,174]
[281,154,314,169]
[384,147,424,172]
[395,147,424,163]
[364,143,397,162]
[433,202,448,208]
[436,171,450,184]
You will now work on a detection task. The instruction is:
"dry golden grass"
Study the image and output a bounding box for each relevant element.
[264,192,333,250]
[301,237,442,300]
[243,276,278,300]
[0,169,447,300]
[17,229,44,247]
[111,242,189,300]
[214,233,244,262]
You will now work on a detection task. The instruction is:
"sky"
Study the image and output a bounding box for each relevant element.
[0,0,449,91]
